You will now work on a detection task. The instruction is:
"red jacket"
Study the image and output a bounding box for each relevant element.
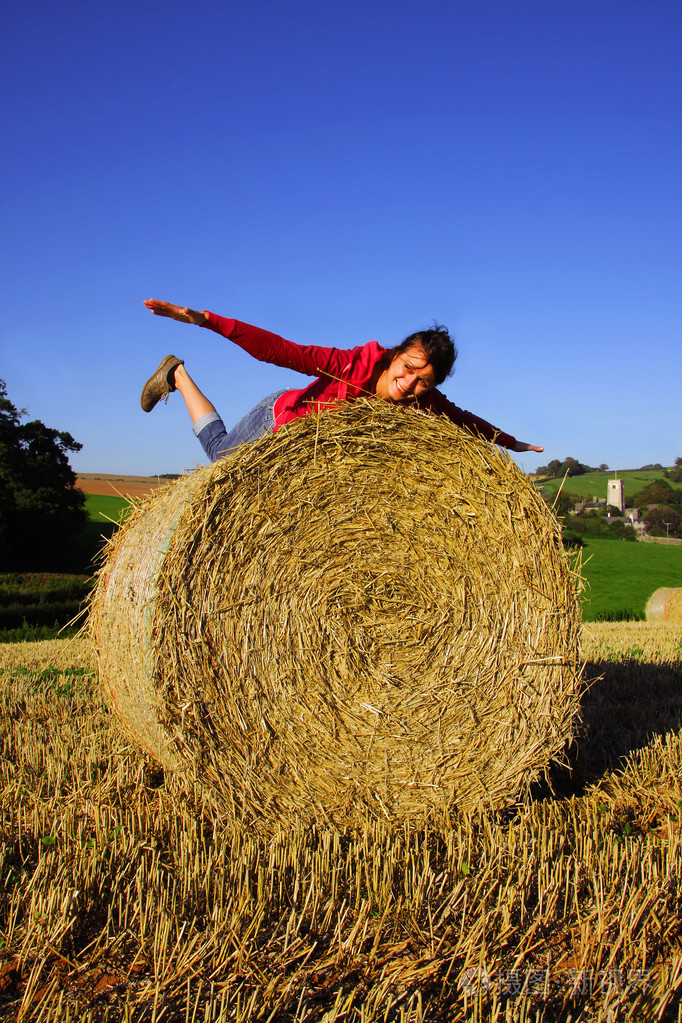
[202,312,517,449]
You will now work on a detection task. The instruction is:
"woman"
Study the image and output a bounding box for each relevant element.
[140,299,543,460]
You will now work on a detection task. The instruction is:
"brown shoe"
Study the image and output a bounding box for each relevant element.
[140,355,184,412]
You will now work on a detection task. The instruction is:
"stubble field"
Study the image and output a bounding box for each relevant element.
[76,476,169,501]
[1,623,681,1022]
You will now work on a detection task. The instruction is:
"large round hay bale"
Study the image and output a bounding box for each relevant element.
[90,401,582,828]
[646,587,682,623]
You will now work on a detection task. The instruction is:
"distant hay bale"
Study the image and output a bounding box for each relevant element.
[90,401,582,828]
[646,588,682,623]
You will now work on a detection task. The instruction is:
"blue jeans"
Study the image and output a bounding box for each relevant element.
[193,390,289,463]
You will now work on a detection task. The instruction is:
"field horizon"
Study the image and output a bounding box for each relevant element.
[77,484,682,626]
[76,473,175,500]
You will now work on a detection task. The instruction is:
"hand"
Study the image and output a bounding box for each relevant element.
[144,299,206,325]
[513,441,544,453]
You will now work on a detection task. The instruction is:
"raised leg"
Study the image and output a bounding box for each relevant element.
[172,364,217,426]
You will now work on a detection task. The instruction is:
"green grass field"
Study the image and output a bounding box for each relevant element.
[84,492,132,524]
[537,467,682,502]
[579,537,682,620]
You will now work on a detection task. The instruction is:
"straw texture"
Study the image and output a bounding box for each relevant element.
[646,587,682,623]
[90,401,582,828]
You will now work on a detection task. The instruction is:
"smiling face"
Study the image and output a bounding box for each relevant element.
[375,344,437,403]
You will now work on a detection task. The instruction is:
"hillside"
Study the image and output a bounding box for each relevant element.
[534,466,682,503]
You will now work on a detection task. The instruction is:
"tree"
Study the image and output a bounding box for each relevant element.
[0,379,87,569]
[670,457,682,484]
[540,457,599,478]
[634,479,680,508]
[552,491,578,517]
[561,528,584,549]
[560,457,580,476]
[644,506,682,539]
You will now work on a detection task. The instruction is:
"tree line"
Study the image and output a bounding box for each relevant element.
[535,458,608,477]
[537,457,682,481]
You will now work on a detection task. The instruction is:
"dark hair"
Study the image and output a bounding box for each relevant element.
[383,324,457,387]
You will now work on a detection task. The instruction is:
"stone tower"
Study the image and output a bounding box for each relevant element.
[607,478,624,513]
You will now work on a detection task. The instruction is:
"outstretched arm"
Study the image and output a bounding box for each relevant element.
[423,390,544,452]
[144,299,206,326]
[512,441,544,453]
[144,301,358,382]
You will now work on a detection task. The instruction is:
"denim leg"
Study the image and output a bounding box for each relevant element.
[194,390,289,463]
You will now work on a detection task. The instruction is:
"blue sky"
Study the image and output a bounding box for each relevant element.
[1,0,680,476]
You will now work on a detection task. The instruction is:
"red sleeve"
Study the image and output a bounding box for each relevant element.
[201,311,355,379]
[424,389,518,450]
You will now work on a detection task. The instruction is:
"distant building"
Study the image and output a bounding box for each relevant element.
[575,497,606,514]
[607,478,624,512]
